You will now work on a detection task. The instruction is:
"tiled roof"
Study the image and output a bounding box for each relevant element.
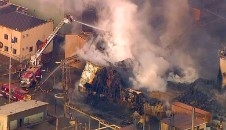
[0,11,47,31]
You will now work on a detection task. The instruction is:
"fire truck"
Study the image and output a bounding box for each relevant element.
[20,15,75,88]
[1,83,31,101]
[20,66,42,88]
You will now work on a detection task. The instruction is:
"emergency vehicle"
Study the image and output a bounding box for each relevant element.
[1,83,31,101]
[20,15,75,88]
[20,66,42,88]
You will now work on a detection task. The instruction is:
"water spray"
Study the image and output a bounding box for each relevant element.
[75,20,106,32]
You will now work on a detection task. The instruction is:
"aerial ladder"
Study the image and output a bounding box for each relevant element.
[20,15,75,88]
[30,15,75,66]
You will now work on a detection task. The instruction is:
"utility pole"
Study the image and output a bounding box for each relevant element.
[56,117,59,130]
[8,33,13,104]
[8,48,11,104]
[191,107,195,130]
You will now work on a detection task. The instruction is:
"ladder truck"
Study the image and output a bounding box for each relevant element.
[20,15,75,88]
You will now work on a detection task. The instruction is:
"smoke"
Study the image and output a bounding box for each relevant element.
[39,0,220,92]
[76,0,201,92]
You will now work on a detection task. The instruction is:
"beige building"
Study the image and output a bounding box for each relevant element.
[219,48,226,88]
[0,11,53,62]
[0,100,48,130]
[65,32,92,69]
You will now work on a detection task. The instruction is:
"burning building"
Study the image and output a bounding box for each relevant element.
[78,61,101,92]
[77,60,168,116]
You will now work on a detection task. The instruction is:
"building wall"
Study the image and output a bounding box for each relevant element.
[0,116,7,130]
[6,105,48,130]
[171,102,212,122]
[21,21,53,61]
[0,21,53,62]
[0,26,21,61]
[220,57,226,88]
[65,34,87,69]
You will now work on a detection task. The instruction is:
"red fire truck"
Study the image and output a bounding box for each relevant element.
[20,15,75,88]
[20,66,42,88]
[1,83,31,101]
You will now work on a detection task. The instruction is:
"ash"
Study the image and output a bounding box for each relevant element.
[170,78,226,120]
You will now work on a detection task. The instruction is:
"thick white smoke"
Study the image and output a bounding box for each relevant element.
[77,0,200,91]
[34,0,219,92]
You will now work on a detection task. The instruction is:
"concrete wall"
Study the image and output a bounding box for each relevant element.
[21,21,53,61]
[0,105,47,130]
[0,21,53,62]
[6,105,48,130]
[65,34,86,69]
[0,116,7,130]
[0,26,21,60]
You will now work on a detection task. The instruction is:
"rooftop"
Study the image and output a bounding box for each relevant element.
[161,114,207,130]
[78,32,93,40]
[66,32,93,40]
[0,100,48,116]
[0,2,17,15]
[0,2,27,15]
[0,11,47,31]
[172,102,211,116]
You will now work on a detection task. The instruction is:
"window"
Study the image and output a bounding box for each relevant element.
[29,47,33,52]
[4,46,8,51]
[13,49,16,54]
[22,48,24,51]
[4,34,8,40]
[13,37,17,43]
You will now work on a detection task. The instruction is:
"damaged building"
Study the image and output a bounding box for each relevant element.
[160,101,211,130]
[65,32,93,69]
[78,60,168,116]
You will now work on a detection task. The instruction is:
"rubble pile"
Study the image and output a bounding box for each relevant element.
[176,78,222,113]
[91,58,134,94]
[144,97,165,118]
[92,67,123,95]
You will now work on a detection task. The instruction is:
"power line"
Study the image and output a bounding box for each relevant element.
[205,9,226,21]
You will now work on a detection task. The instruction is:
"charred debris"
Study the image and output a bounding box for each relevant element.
[82,59,165,117]
[81,58,225,119]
